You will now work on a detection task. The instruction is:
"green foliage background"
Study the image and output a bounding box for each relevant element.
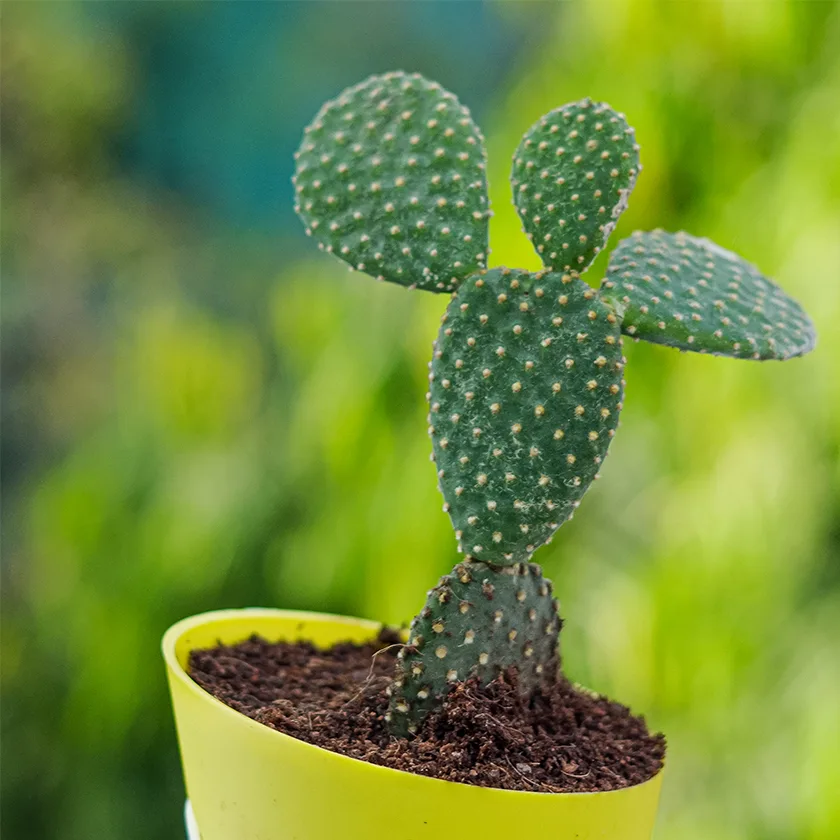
[2,2,839,839]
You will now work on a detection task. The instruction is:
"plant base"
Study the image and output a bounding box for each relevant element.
[164,608,664,840]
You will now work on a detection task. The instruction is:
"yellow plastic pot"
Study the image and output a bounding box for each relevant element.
[164,608,663,840]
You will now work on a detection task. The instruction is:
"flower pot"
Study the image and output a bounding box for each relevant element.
[163,608,664,840]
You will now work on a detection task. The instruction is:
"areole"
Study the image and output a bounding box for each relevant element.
[164,608,663,840]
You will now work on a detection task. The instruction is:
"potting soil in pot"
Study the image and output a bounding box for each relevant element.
[189,631,665,793]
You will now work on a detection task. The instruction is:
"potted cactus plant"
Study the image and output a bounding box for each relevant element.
[163,71,816,840]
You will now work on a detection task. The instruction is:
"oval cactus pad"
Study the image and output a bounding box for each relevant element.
[511,99,640,276]
[602,230,817,360]
[388,560,560,736]
[293,71,490,293]
[429,268,625,565]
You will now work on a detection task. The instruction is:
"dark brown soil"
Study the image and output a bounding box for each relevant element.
[189,631,665,793]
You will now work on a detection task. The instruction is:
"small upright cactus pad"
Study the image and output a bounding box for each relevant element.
[511,99,640,275]
[293,71,490,292]
[388,560,560,736]
[601,230,817,360]
[429,267,625,565]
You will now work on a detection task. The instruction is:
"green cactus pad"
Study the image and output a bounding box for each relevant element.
[601,230,817,360]
[388,560,560,736]
[428,267,625,565]
[293,71,490,293]
[511,99,640,275]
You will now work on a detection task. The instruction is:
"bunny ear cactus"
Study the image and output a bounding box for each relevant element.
[295,72,817,737]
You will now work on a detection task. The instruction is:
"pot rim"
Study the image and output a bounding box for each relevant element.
[163,606,664,799]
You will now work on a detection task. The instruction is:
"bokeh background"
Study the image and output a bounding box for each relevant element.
[2,2,839,838]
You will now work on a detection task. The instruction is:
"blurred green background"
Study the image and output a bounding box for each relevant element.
[2,1,839,838]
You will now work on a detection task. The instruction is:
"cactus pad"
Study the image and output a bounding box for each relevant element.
[293,71,490,293]
[511,99,640,275]
[388,560,560,736]
[601,230,817,360]
[429,267,625,565]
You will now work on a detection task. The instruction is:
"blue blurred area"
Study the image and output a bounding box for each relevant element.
[87,1,525,231]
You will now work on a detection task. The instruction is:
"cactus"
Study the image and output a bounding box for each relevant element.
[294,72,817,737]
[601,230,816,359]
[388,560,560,737]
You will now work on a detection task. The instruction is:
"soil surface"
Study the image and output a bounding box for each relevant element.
[189,631,665,793]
